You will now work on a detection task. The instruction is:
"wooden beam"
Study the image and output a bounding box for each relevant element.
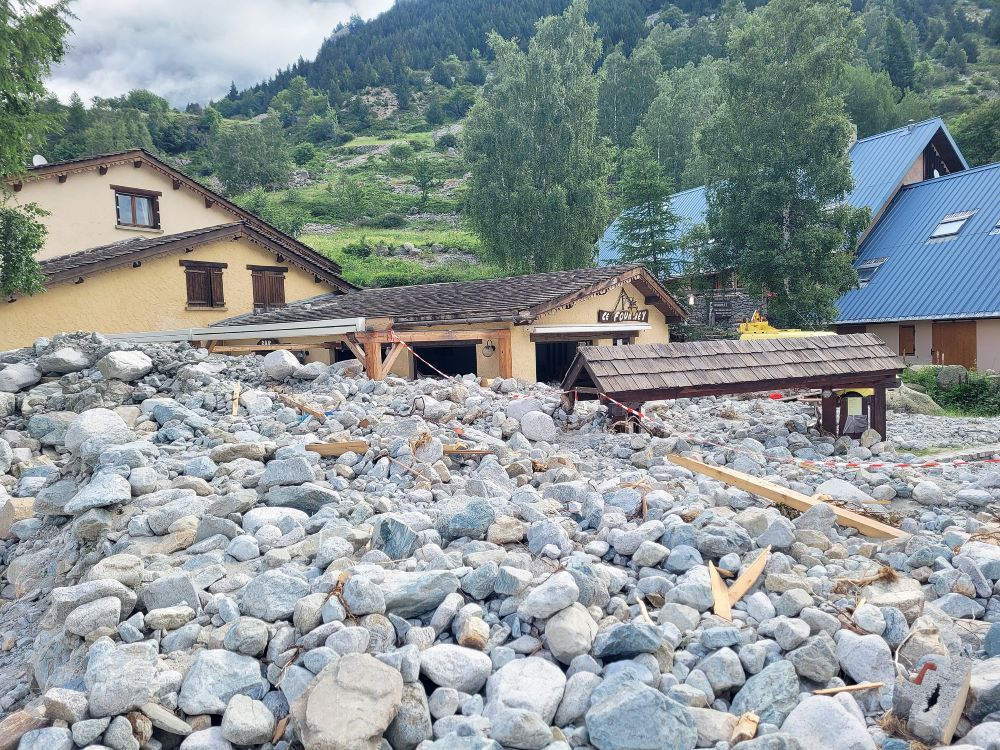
[57,173,67,183]
[667,454,906,539]
[821,390,837,434]
[872,384,887,439]
[813,682,885,695]
[99,165,109,175]
[12,181,22,192]
[204,197,215,208]
[212,344,306,353]
[277,393,326,421]
[381,341,405,375]
[306,440,369,457]
[356,329,505,345]
[443,445,494,456]
[342,337,366,363]
[364,341,383,380]
[497,329,512,379]
[172,178,182,190]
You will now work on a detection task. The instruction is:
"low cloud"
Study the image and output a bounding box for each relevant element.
[47,0,394,107]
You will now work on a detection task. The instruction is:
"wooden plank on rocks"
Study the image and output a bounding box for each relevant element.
[731,713,759,744]
[277,394,326,421]
[667,454,906,540]
[305,440,369,457]
[708,561,732,621]
[813,682,885,695]
[726,546,772,606]
[443,445,494,456]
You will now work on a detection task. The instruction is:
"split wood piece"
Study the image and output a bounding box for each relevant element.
[667,454,906,540]
[813,682,885,695]
[443,445,494,456]
[277,393,326,421]
[305,440,369,457]
[708,561,732,621]
[0,702,47,750]
[341,337,367,364]
[636,597,655,624]
[272,715,290,745]
[212,344,307,353]
[731,712,759,744]
[725,546,772,606]
[231,381,241,417]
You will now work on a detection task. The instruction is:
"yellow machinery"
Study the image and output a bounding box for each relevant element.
[737,312,873,426]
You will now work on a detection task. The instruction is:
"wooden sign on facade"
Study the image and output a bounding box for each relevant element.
[598,288,649,323]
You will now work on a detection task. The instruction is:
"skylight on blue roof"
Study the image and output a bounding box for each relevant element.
[930,210,976,239]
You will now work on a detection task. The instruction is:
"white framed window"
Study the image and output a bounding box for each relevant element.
[929,210,976,239]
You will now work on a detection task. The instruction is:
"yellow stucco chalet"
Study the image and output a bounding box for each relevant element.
[2,149,352,350]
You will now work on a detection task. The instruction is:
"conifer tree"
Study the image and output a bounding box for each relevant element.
[882,16,915,90]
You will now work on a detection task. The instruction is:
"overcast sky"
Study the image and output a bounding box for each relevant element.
[47,0,395,108]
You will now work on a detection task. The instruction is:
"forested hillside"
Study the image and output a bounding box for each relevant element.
[33,0,1000,291]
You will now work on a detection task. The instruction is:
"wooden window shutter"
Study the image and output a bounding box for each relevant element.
[210,268,225,307]
[151,197,161,229]
[251,269,286,310]
[185,269,211,306]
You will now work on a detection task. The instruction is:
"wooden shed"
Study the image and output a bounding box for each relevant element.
[560,334,904,437]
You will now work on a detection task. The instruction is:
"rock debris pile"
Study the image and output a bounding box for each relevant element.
[1,332,1000,750]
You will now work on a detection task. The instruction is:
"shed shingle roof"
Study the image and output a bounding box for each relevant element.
[562,334,902,397]
[217,264,686,327]
[37,222,347,289]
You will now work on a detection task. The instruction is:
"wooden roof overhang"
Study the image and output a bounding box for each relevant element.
[561,334,903,404]
[32,223,346,293]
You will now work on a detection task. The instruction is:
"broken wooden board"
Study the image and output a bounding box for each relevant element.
[443,445,494,456]
[726,546,771,606]
[277,393,326,421]
[305,440,369,457]
[813,682,885,695]
[667,454,906,540]
[708,561,732,621]
[231,381,241,417]
[731,712,759,744]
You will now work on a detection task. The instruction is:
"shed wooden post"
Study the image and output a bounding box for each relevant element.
[872,383,887,439]
[497,329,512,380]
[820,389,837,435]
[364,341,383,380]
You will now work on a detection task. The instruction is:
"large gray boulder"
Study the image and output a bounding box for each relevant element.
[262,349,299,380]
[780,695,875,750]
[64,408,133,455]
[887,384,945,415]
[0,362,41,392]
[85,639,157,716]
[291,653,403,750]
[37,347,90,373]
[96,350,153,381]
[178,649,267,715]
[586,681,696,750]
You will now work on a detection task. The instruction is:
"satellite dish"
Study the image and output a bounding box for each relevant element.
[31,154,48,167]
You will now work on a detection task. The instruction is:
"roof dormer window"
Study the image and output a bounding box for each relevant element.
[856,257,887,288]
[929,210,975,239]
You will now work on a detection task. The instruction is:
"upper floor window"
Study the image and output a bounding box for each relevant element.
[856,257,887,288]
[929,210,975,239]
[112,185,161,229]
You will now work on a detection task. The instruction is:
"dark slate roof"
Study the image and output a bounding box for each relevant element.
[218,265,685,327]
[836,162,1000,323]
[562,334,902,397]
[38,223,347,288]
[597,118,968,268]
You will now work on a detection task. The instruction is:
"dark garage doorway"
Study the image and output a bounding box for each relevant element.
[536,340,589,384]
[413,343,478,378]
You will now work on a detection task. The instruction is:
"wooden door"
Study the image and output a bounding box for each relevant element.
[931,321,977,369]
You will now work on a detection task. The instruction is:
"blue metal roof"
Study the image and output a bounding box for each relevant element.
[598,118,967,268]
[836,162,1000,323]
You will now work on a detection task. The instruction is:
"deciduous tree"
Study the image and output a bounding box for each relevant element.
[698,0,870,327]
[0,0,71,296]
[463,0,612,273]
[209,118,291,195]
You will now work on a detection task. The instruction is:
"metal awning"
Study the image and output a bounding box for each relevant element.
[530,323,652,336]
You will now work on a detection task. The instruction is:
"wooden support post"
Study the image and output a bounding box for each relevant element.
[667,454,906,539]
[364,341,383,380]
[560,389,577,414]
[821,389,837,435]
[872,384,887,439]
[497,329,513,380]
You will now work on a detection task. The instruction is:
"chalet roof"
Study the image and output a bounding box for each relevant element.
[561,334,902,399]
[14,148,352,289]
[36,222,349,291]
[217,265,686,327]
[597,117,969,270]
[837,161,1000,323]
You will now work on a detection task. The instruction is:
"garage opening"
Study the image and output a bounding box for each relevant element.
[413,343,477,378]
[536,341,589,384]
